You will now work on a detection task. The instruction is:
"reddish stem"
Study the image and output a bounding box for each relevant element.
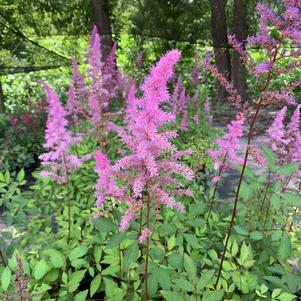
[214,36,283,288]
[144,192,151,301]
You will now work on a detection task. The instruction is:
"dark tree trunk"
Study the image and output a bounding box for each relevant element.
[209,0,231,102]
[90,0,113,61]
[232,0,248,102]
[0,79,5,113]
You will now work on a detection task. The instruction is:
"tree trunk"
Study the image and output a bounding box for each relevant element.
[0,78,5,113]
[90,0,113,61]
[232,0,247,102]
[209,0,231,103]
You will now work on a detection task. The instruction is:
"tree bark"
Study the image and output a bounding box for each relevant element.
[232,0,248,102]
[0,78,5,113]
[209,0,231,103]
[90,0,113,61]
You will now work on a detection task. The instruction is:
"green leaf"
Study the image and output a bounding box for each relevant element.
[168,252,183,270]
[278,233,292,260]
[67,269,87,293]
[161,291,185,301]
[44,249,66,269]
[282,192,301,207]
[74,289,88,301]
[174,277,195,292]
[197,270,215,291]
[1,267,11,291]
[69,245,89,262]
[157,268,171,290]
[17,169,25,182]
[240,181,253,200]
[123,242,139,270]
[271,230,282,241]
[106,233,126,249]
[94,218,118,232]
[201,289,224,301]
[33,259,50,280]
[184,254,196,280]
[262,145,276,170]
[147,272,158,296]
[250,231,264,241]
[277,163,299,176]
[167,235,176,250]
[278,292,296,301]
[90,274,101,297]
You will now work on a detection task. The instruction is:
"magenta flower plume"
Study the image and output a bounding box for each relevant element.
[266,105,301,177]
[267,106,290,152]
[88,25,102,75]
[95,50,193,232]
[103,43,122,98]
[66,57,88,129]
[94,150,122,207]
[209,113,245,180]
[39,82,86,184]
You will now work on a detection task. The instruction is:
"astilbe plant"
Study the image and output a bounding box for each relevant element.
[86,26,122,149]
[94,50,194,301]
[39,82,88,242]
[204,0,301,287]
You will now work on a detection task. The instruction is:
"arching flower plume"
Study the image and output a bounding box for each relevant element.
[94,50,194,238]
[39,82,88,184]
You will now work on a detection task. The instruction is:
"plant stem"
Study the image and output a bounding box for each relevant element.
[260,171,271,211]
[139,206,143,257]
[62,154,71,244]
[207,155,227,222]
[0,247,6,267]
[214,36,283,288]
[144,192,151,301]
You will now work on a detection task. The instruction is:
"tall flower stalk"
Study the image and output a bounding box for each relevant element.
[204,0,301,287]
[94,50,193,300]
[39,82,88,243]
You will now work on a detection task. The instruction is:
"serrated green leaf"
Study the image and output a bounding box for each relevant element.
[44,249,66,268]
[123,242,139,270]
[282,192,300,207]
[202,289,224,301]
[157,268,171,290]
[106,233,126,249]
[74,289,88,301]
[184,254,196,280]
[67,269,86,293]
[1,267,11,291]
[17,169,25,182]
[277,163,299,176]
[69,245,88,262]
[262,145,276,170]
[168,252,183,270]
[147,272,158,296]
[197,270,215,290]
[250,231,263,241]
[33,259,50,280]
[278,233,292,260]
[176,278,196,292]
[94,218,118,232]
[161,290,185,301]
[90,275,101,297]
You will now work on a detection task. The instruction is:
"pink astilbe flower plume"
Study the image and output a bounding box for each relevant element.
[66,57,88,129]
[209,113,245,181]
[39,82,88,184]
[266,105,301,176]
[94,50,194,232]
